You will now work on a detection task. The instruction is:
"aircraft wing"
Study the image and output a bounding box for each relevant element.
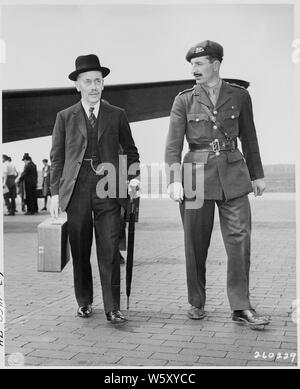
[2,78,249,143]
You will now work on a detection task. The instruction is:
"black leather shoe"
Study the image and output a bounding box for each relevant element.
[106,310,128,324]
[77,304,92,318]
[232,309,270,326]
[187,306,206,320]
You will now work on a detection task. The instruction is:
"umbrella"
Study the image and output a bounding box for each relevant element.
[126,196,139,309]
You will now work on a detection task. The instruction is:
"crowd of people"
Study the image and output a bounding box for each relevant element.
[2,153,51,216]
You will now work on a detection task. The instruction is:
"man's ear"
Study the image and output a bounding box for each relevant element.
[213,60,221,72]
[75,81,80,92]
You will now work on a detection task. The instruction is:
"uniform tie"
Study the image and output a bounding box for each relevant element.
[88,106,96,128]
[208,88,217,106]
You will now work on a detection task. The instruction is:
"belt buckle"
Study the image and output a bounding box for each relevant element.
[210,139,220,156]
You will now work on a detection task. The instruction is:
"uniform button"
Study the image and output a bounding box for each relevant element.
[213,125,218,130]
[196,118,200,122]
[232,106,235,109]
[231,115,235,119]
[213,110,217,115]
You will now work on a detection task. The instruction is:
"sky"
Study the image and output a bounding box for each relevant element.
[0,3,296,171]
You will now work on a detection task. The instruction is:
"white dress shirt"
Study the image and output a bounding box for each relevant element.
[81,100,100,119]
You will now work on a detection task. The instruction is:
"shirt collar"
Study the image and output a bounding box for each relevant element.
[201,78,222,95]
[81,99,100,118]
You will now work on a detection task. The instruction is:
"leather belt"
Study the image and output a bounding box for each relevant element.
[189,139,237,155]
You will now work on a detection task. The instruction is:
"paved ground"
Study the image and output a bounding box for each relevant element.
[3,195,297,367]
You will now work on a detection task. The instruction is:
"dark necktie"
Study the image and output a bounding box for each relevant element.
[89,106,96,128]
[208,88,217,106]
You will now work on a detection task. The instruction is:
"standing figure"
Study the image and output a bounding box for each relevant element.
[165,40,270,327]
[50,54,140,324]
[2,154,18,216]
[41,158,51,211]
[18,153,38,215]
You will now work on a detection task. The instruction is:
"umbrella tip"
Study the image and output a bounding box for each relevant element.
[127,297,129,310]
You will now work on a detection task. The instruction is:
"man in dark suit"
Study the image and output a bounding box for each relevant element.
[41,158,51,211]
[18,153,38,215]
[165,40,270,327]
[50,54,140,324]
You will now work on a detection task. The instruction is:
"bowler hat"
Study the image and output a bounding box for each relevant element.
[68,54,110,81]
[186,40,223,62]
[22,153,31,161]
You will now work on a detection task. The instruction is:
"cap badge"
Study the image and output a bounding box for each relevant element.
[195,47,204,53]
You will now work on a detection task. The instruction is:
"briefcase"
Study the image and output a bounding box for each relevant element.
[37,217,71,272]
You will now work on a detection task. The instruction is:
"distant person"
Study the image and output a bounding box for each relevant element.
[41,158,51,211]
[16,179,26,212]
[2,154,18,216]
[17,153,38,215]
[50,54,140,324]
[165,40,270,327]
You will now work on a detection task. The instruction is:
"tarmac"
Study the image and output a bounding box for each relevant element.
[2,194,297,368]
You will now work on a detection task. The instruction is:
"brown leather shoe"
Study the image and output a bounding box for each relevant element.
[77,304,92,318]
[187,306,206,320]
[232,309,270,326]
[106,310,128,324]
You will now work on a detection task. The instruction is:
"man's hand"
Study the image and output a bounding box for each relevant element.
[167,182,184,203]
[252,178,266,197]
[128,178,140,199]
[50,195,59,218]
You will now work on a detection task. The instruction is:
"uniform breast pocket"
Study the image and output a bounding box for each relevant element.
[220,107,240,134]
[187,113,210,139]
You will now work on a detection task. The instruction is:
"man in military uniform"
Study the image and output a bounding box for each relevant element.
[165,40,270,326]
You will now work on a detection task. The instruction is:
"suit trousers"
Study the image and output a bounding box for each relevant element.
[180,194,252,311]
[4,185,16,213]
[66,161,121,313]
[25,181,38,213]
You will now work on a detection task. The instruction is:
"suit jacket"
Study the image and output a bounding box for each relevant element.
[19,162,38,188]
[165,80,264,200]
[50,100,140,211]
